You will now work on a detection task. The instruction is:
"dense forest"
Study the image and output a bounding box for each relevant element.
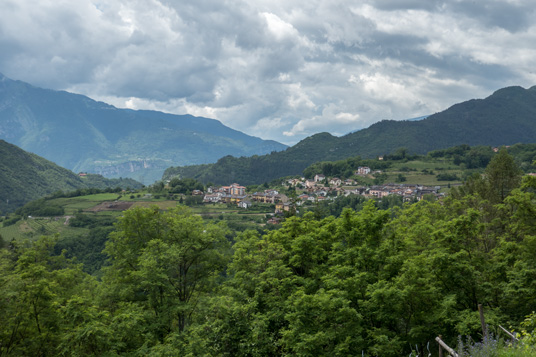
[2,149,536,356]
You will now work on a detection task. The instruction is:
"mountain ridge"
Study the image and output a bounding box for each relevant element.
[163,85,536,185]
[0,74,287,184]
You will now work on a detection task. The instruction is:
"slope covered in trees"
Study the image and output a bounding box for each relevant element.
[0,139,141,214]
[2,151,536,355]
[164,86,536,185]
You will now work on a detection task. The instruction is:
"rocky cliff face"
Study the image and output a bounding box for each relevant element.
[86,159,172,184]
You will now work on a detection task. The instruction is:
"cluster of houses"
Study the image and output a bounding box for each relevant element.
[351,184,443,201]
[289,168,382,190]
[200,170,443,214]
[203,183,248,205]
[289,175,443,203]
[285,168,445,202]
[192,172,444,225]
[203,183,293,210]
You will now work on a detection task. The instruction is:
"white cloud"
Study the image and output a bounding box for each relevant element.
[262,12,297,41]
[283,104,361,137]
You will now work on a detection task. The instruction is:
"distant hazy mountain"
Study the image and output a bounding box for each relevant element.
[0,140,142,214]
[0,74,287,184]
[164,85,536,185]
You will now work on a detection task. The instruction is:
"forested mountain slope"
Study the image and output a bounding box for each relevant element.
[0,140,141,214]
[164,85,536,185]
[0,74,286,184]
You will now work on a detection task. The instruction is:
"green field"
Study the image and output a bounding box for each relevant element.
[0,192,275,243]
[132,200,179,210]
[382,172,461,186]
[76,193,125,201]
[0,216,91,241]
[389,159,454,170]
[382,158,465,186]
[62,199,104,214]
[0,223,25,241]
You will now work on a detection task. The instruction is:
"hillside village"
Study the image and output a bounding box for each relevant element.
[199,166,444,217]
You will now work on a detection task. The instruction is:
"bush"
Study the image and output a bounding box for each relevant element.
[395,174,407,182]
[3,215,22,226]
[15,198,64,217]
[456,334,536,356]
[437,173,460,181]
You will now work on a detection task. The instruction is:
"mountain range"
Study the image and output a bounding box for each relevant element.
[164,85,536,185]
[0,139,142,214]
[0,74,286,184]
[2,72,535,187]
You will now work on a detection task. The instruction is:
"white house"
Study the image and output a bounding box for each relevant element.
[356,166,371,176]
[314,174,326,182]
[329,177,342,186]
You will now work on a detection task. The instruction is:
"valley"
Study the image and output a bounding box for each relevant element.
[2,78,536,356]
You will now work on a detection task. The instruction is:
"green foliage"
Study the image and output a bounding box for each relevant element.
[54,214,116,275]
[184,195,203,206]
[168,177,204,194]
[383,147,419,161]
[4,152,536,355]
[437,172,460,181]
[430,145,494,169]
[103,205,231,337]
[507,143,536,173]
[0,236,95,356]
[396,173,407,182]
[453,148,522,204]
[15,198,65,217]
[373,171,388,185]
[455,328,536,357]
[68,212,115,228]
[312,194,367,218]
[2,214,22,226]
[485,148,523,203]
[82,174,143,191]
[518,312,536,344]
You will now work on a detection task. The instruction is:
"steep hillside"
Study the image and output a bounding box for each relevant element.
[164,85,536,185]
[0,140,141,214]
[0,74,287,184]
[336,85,536,156]
[163,132,340,185]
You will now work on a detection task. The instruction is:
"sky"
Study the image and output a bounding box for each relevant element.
[1,0,535,145]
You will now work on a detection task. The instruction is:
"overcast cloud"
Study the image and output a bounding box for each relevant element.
[1,0,535,145]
